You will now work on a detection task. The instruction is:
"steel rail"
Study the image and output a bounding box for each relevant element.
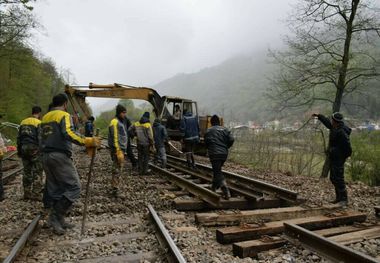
[3,151,17,161]
[3,214,41,263]
[3,167,23,184]
[284,223,379,263]
[166,161,263,201]
[150,163,221,207]
[167,155,298,202]
[147,204,187,263]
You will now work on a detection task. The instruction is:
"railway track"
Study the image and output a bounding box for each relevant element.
[2,151,22,185]
[1,205,185,263]
[1,148,379,262]
[149,155,380,262]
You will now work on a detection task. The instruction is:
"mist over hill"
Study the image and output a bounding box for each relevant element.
[154,51,275,123]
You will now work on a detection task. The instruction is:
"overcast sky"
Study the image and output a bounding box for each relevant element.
[31,0,296,112]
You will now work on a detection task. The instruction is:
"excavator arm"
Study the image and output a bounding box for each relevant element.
[65,83,166,119]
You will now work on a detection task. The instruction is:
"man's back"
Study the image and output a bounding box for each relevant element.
[205,126,234,157]
[180,113,199,141]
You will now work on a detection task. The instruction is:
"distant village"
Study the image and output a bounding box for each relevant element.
[229,119,380,133]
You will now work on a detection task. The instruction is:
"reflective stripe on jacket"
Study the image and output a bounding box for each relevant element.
[17,117,41,150]
[41,110,85,157]
[130,117,153,146]
[108,117,128,152]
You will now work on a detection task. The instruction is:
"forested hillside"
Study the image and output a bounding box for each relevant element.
[154,51,275,123]
[154,48,380,124]
[0,1,65,124]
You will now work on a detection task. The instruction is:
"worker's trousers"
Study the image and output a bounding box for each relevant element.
[155,146,167,168]
[42,152,81,203]
[137,144,150,175]
[210,157,227,189]
[127,139,137,167]
[22,156,44,198]
[330,156,347,200]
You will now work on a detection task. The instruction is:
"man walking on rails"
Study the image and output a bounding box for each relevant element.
[108,104,129,195]
[17,106,44,201]
[153,118,168,168]
[180,109,200,169]
[205,115,234,199]
[312,112,352,207]
[41,94,100,235]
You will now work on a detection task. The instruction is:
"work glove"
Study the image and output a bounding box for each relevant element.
[84,137,101,148]
[116,150,124,165]
[84,137,101,156]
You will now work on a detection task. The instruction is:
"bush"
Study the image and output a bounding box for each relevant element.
[348,131,380,186]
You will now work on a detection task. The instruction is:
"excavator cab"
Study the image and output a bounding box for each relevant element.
[160,96,198,140]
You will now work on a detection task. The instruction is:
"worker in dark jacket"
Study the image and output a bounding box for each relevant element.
[312,112,352,207]
[123,116,137,168]
[41,94,100,235]
[129,112,154,175]
[84,116,95,137]
[205,115,234,199]
[153,118,168,168]
[108,105,129,195]
[17,106,43,200]
[180,110,200,169]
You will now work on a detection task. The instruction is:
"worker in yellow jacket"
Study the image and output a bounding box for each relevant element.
[108,104,128,196]
[41,93,100,235]
[17,106,43,200]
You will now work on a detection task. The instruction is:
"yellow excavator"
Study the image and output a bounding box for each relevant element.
[64,83,220,154]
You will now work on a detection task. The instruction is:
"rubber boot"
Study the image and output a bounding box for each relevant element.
[48,209,65,235]
[220,181,231,200]
[55,197,75,229]
[329,188,340,204]
[338,190,348,207]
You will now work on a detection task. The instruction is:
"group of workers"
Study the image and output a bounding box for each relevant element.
[0,94,100,234]
[0,92,352,235]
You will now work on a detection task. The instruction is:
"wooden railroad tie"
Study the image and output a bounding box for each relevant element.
[216,211,367,244]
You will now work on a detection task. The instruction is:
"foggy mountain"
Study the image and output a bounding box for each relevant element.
[154,50,275,123]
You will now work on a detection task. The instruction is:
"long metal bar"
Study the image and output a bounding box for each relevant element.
[166,161,262,201]
[3,214,41,263]
[147,204,187,263]
[284,223,380,263]
[167,155,298,202]
[150,163,221,207]
[81,129,100,235]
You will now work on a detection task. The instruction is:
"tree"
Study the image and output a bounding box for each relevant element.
[269,0,380,177]
[0,0,37,55]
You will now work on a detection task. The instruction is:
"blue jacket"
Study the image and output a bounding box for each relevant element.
[153,120,168,148]
[180,112,200,142]
[84,121,94,137]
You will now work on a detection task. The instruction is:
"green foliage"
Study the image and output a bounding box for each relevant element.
[230,129,380,186]
[0,45,65,124]
[348,131,380,186]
